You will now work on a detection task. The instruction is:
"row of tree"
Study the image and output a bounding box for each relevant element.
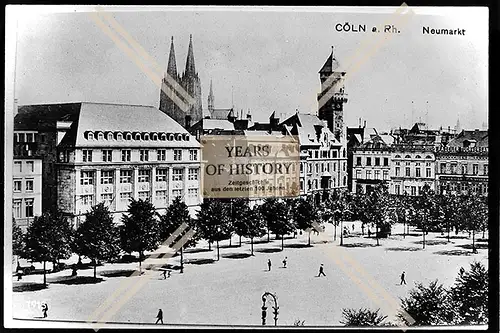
[340,261,488,326]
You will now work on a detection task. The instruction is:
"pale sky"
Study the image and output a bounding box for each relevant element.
[12,6,488,132]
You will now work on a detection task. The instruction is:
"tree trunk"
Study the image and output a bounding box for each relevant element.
[281,235,284,251]
[308,231,311,246]
[217,240,220,261]
[447,220,450,242]
[267,227,270,242]
[376,224,379,246]
[94,260,97,279]
[239,235,242,247]
[333,221,337,241]
[422,228,426,249]
[472,228,476,253]
[208,242,211,251]
[403,220,406,239]
[180,246,184,273]
[43,261,46,286]
[139,252,142,274]
[251,237,254,256]
[229,234,232,247]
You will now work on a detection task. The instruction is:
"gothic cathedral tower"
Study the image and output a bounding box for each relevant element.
[317,47,348,142]
[159,35,203,128]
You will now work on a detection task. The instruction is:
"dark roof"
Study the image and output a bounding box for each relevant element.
[15,103,82,130]
[319,50,340,73]
[447,130,488,148]
[210,108,233,120]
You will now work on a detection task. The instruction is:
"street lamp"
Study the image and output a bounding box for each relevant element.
[261,292,279,326]
[216,226,221,261]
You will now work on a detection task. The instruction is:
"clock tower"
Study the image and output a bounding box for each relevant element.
[317,46,348,142]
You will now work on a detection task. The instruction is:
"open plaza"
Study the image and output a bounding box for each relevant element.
[12,222,488,327]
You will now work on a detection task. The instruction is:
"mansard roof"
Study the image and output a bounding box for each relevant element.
[447,129,488,148]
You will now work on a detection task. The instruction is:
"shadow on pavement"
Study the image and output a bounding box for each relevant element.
[222,253,252,259]
[413,240,449,246]
[184,248,213,254]
[284,244,313,249]
[341,243,378,248]
[219,244,242,249]
[184,258,215,265]
[434,249,472,256]
[385,247,422,252]
[255,248,283,253]
[100,269,136,278]
[436,235,469,240]
[51,276,103,285]
[13,283,48,293]
[476,238,488,243]
[457,243,488,250]
[391,233,421,237]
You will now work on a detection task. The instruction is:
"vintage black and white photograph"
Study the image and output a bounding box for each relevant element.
[5,5,489,329]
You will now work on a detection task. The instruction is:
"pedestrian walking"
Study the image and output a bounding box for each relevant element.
[317,264,326,277]
[282,257,287,268]
[400,271,407,285]
[368,229,371,238]
[155,309,163,324]
[352,224,355,231]
[267,259,272,271]
[41,302,48,318]
[17,271,23,281]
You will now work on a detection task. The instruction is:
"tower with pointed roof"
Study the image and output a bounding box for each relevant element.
[159,35,203,129]
[208,79,214,114]
[317,46,348,142]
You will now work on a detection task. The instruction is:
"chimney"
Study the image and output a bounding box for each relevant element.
[246,109,252,121]
[363,120,366,128]
[185,115,192,129]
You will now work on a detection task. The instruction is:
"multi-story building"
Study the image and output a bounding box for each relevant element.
[13,130,42,231]
[15,102,202,227]
[435,129,488,196]
[351,134,392,193]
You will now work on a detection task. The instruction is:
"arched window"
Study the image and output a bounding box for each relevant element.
[394,155,401,159]
[176,134,182,141]
[135,133,141,140]
[415,155,421,159]
[405,155,411,159]
[184,134,190,141]
[160,133,167,141]
[116,133,123,141]
[168,134,174,141]
[342,149,346,158]
[144,133,150,141]
[87,132,94,140]
[425,155,432,159]
[107,133,114,140]
[97,132,104,140]
[152,133,158,141]
[125,133,132,140]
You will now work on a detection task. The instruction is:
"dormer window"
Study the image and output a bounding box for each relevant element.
[117,133,123,141]
[144,133,150,141]
[176,134,182,141]
[161,133,167,141]
[183,134,190,141]
[152,133,158,141]
[98,132,104,140]
[107,133,114,140]
[415,155,421,159]
[168,134,174,141]
[425,155,432,159]
[405,155,411,159]
[88,132,94,140]
[125,133,132,140]
[395,155,401,159]
[135,133,141,140]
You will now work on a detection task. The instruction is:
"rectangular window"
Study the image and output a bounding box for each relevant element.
[374,170,381,180]
[83,150,93,162]
[14,161,22,173]
[172,189,182,199]
[174,149,182,161]
[315,151,318,159]
[356,157,361,166]
[315,164,319,173]
[120,170,132,183]
[383,158,389,166]
[188,188,198,198]
[375,157,380,166]
[462,165,467,175]
[366,157,372,166]
[156,190,167,202]
[416,168,421,178]
[188,168,199,181]
[138,169,150,183]
[172,168,183,181]
[120,192,132,203]
[405,167,411,177]
[13,200,22,218]
[14,179,22,192]
[355,170,361,179]
[156,169,168,182]
[26,161,34,172]
[321,163,325,173]
[411,186,416,196]
[100,170,114,184]
[138,191,150,200]
[426,168,431,178]
[140,150,149,162]
[157,149,166,161]
[383,170,389,180]
[366,170,372,179]
[473,164,478,175]
[25,179,34,192]
[189,150,198,161]
[451,163,457,174]
[343,162,346,172]
[395,167,400,177]
[121,150,131,162]
[26,133,34,142]
[300,163,303,173]
[440,163,446,174]
[484,164,488,175]
[101,193,113,205]
[80,171,94,185]
[395,185,401,195]
[102,150,112,162]
[25,199,34,217]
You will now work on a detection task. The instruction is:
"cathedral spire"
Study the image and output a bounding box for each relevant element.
[167,36,177,77]
[185,34,196,75]
[208,79,214,112]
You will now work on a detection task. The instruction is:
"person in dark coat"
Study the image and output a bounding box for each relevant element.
[155,309,163,324]
[267,259,272,271]
[317,264,326,277]
[41,303,48,318]
[282,257,287,268]
[400,271,407,285]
